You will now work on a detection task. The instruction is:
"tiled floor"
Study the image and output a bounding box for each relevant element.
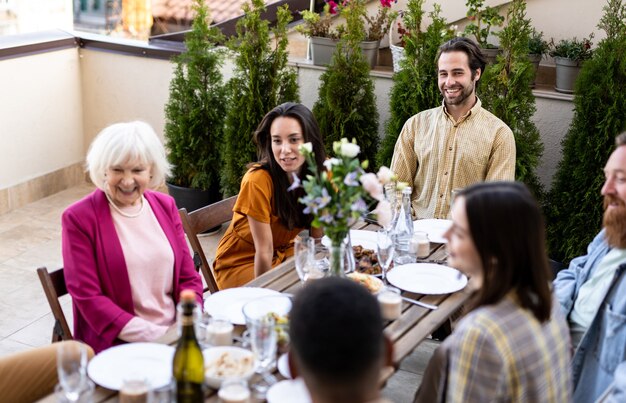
[0,183,435,401]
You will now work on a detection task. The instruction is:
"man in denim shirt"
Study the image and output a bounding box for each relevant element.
[554,132,626,402]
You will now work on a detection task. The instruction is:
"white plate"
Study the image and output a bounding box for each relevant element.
[204,287,281,325]
[267,379,312,403]
[387,263,467,294]
[87,343,174,390]
[413,219,452,244]
[321,230,377,250]
[277,353,292,379]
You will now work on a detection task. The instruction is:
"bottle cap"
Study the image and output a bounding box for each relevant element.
[180,289,196,302]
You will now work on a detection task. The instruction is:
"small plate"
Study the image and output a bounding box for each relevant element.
[321,230,377,250]
[87,343,174,390]
[413,219,452,244]
[277,353,292,379]
[267,379,312,403]
[204,287,281,325]
[387,263,467,294]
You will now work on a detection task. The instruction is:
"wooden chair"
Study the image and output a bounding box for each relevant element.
[179,195,237,294]
[36,266,73,342]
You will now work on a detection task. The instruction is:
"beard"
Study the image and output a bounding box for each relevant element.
[603,195,626,248]
[440,81,475,108]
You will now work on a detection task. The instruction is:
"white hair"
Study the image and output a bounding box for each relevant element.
[86,121,171,190]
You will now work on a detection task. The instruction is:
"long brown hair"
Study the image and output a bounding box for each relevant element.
[460,181,552,322]
[251,102,326,229]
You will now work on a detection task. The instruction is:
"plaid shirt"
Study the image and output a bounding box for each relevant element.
[439,294,572,402]
[390,98,515,219]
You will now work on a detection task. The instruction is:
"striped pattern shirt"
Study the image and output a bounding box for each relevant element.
[441,294,572,402]
[390,98,515,219]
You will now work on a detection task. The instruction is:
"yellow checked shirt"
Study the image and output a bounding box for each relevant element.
[390,98,515,219]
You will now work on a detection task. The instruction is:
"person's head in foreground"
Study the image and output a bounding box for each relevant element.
[445,181,553,322]
[289,277,392,403]
[436,37,486,111]
[86,121,170,209]
[601,132,626,248]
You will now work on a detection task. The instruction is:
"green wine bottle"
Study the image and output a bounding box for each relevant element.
[173,289,204,403]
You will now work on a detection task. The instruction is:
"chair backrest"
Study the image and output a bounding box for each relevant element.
[36,266,73,343]
[179,195,238,294]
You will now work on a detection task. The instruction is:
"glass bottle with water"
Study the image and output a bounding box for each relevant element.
[393,187,415,265]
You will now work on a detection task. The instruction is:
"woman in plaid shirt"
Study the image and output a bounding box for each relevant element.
[415,182,572,402]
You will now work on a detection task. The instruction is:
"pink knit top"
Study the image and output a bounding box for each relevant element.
[109,197,176,342]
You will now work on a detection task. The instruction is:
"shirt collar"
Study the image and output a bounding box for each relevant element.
[442,96,482,125]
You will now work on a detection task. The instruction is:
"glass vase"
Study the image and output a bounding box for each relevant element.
[328,234,354,277]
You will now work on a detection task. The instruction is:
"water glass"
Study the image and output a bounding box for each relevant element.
[378,285,402,321]
[294,234,314,282]
[218,378,251,403]
[119,376,150,403]
[377,229,395,283]
[248,315,277,399]
[57,342,89,402]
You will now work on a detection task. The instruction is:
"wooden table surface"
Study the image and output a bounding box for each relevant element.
[39,222,477,403]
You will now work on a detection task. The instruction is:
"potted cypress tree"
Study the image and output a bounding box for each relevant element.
[480,0,544,199]
[313,0,379,165]
[220,0,299,196]
[549,35,594,93]
[546,0,626,262]
[164,0,226,212]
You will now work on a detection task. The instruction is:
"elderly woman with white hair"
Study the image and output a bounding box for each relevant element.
[62,121,202,353]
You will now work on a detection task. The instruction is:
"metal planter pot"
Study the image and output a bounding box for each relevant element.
[554,56,581,94]
[310,36,379,68]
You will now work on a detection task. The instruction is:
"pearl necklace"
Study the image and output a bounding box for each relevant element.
[105,193,145,218]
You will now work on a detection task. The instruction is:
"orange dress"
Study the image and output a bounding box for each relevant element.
[214,168,304,289]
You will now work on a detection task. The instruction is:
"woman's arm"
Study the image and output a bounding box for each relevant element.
[248,215,274,277]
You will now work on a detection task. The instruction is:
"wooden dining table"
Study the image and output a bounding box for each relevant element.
[38,221,477,403]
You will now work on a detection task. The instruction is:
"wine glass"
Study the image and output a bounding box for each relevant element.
[57,342,88,402]
[248,315,278,399]
[377,229,395,284]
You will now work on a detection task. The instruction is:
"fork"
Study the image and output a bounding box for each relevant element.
[401,296,438,310]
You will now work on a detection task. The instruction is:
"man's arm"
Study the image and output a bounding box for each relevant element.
[485,126,516,181]
[390,119,418,185]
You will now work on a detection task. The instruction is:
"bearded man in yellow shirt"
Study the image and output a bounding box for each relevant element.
[390,37,515,219]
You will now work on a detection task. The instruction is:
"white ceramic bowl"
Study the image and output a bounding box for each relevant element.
[203,346,255,389]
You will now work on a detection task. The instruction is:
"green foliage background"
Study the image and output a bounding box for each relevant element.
[164,0,226,190]
[221,0,299,196]
[376,1,453,167]
[313,0,379,166]
[480,0,544,199]
[546,0,626,262]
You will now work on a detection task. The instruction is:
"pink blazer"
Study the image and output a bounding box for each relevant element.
[61,189,202,353]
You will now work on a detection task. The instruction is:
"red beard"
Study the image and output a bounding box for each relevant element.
[603,195,626,248]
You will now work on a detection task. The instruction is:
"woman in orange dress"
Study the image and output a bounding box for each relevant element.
[214,103,326,289]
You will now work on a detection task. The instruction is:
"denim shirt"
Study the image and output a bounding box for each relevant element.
[553,230,626,402]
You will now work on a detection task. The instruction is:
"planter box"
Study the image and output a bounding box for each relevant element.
[481,47,501,65]
[554,56,581,94]
[311,36,379,68]
[528,53,542,88]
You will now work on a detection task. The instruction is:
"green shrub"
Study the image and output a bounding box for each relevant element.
[376,1,454,167]
[164,0,226,191]
[463,0,504,48]
[220,0,299,196]
[480,0,544,199]
[313,0,379,167]
[528,28,549,56]
[546,0,626,262]
[549,35,594,61]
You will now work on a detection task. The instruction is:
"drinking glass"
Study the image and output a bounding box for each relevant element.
[57,342,88,402]
[248,315,278,399]
[377,229,395,284]
[294,234,315,283]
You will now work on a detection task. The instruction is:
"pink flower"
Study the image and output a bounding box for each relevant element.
[327,0,339,14]
[379,0,394,7]
[374,200,392,229]
[360,173,384,201]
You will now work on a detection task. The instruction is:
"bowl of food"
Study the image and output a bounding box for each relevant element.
[203,346,255,389]
[347,272,384,294]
